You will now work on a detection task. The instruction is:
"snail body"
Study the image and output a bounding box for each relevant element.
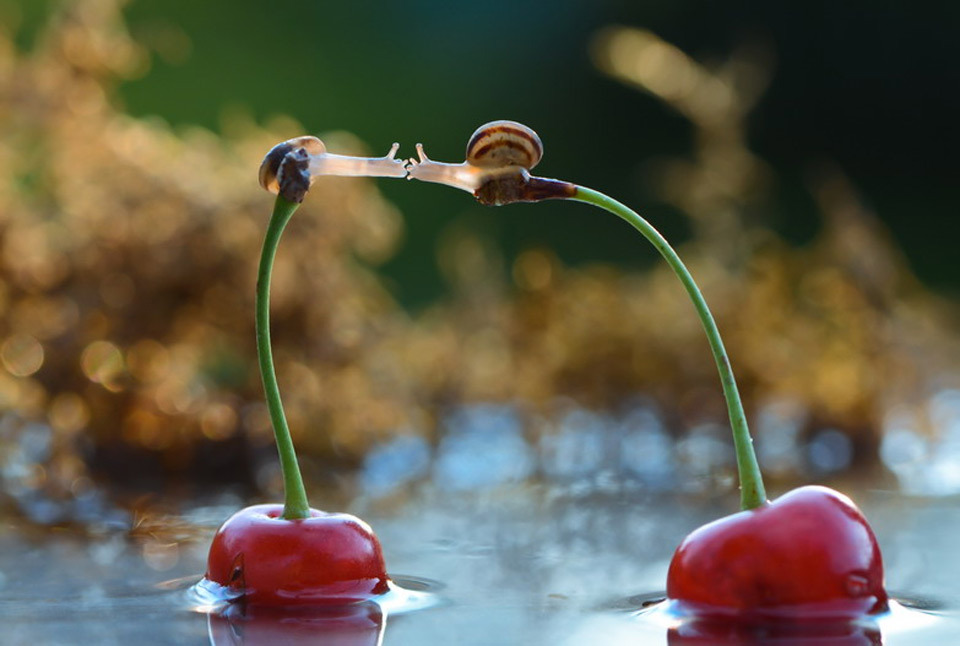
[257,120,574,205]
[259,136,405,203]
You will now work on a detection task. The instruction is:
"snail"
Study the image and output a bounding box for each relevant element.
[259,136,406,203]
[406,120,575,206]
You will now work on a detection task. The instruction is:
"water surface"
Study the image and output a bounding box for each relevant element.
[1,482,958,645]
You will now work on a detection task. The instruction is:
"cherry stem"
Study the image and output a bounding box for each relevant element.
[569,185,766,510]
[257,195,311,520]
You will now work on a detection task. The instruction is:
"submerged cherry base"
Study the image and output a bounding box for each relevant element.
[205,504,389,606]
[667,486,888,622]
[208,602,385,646]
[667,617,881,645]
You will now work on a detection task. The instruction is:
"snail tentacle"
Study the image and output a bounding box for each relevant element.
[405,143,483,193]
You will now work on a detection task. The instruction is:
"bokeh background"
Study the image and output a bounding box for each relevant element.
[1,0,958,526]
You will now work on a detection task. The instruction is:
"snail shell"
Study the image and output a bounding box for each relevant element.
[465,120,543,170]
[258,136,326,193]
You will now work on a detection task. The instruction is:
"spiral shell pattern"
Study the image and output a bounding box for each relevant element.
[465,120,543,170]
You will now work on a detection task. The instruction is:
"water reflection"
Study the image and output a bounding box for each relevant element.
[619,405,676,488]
[432,404,535,491]
[881,388,960,496]
[754,399,805,478]
[0,485,956,645]
[361,435,431,497]
[360,401,740,498]
[540,409,609,481]
[207,603,384,646]
[357,398,941,503]
[666,618,881,645]
[0,414,129,527]
[558,595,951,646]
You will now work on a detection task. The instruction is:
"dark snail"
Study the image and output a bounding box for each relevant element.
[259,136,405,202]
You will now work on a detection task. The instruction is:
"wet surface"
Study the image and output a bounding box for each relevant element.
[1,481,959,645]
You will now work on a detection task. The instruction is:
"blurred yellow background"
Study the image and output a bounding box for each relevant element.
[1,0,958,523]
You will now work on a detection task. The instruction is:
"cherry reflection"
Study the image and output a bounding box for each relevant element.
[668,617,882,645]
[207,602,385,646]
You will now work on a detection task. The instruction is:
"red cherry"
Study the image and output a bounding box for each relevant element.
[667,486,888,621]
[205,504,389,606]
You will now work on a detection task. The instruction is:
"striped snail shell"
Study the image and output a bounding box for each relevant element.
[407,120,572,204]
[465,120,543,170]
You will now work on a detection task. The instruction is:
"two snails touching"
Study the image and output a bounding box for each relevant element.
[258,121,575,206]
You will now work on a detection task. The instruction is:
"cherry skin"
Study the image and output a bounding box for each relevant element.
[667,486,888,622]
[205,504,389,606]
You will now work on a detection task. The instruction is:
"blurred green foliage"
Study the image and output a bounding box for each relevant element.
[6,0,956,306]
[1,0,958,517]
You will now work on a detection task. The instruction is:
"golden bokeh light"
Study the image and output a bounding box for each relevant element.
[200,402,238,441]
[49,392,91,435]
[0,0,957,521]
[80,341,125,389]
[1,334,45,377]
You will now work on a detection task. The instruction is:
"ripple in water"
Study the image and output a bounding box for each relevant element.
[612,592,950,644]
[187,574,442,645]
[186,573,443,616]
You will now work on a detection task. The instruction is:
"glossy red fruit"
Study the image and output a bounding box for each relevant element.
[667,486,888,621]
[205,504,389,606]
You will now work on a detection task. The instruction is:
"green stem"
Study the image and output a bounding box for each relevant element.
[570,185,766,510]
[257,195,310,519]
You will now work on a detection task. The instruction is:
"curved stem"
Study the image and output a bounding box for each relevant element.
[570,185,766,510]
[257,196,310,519]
